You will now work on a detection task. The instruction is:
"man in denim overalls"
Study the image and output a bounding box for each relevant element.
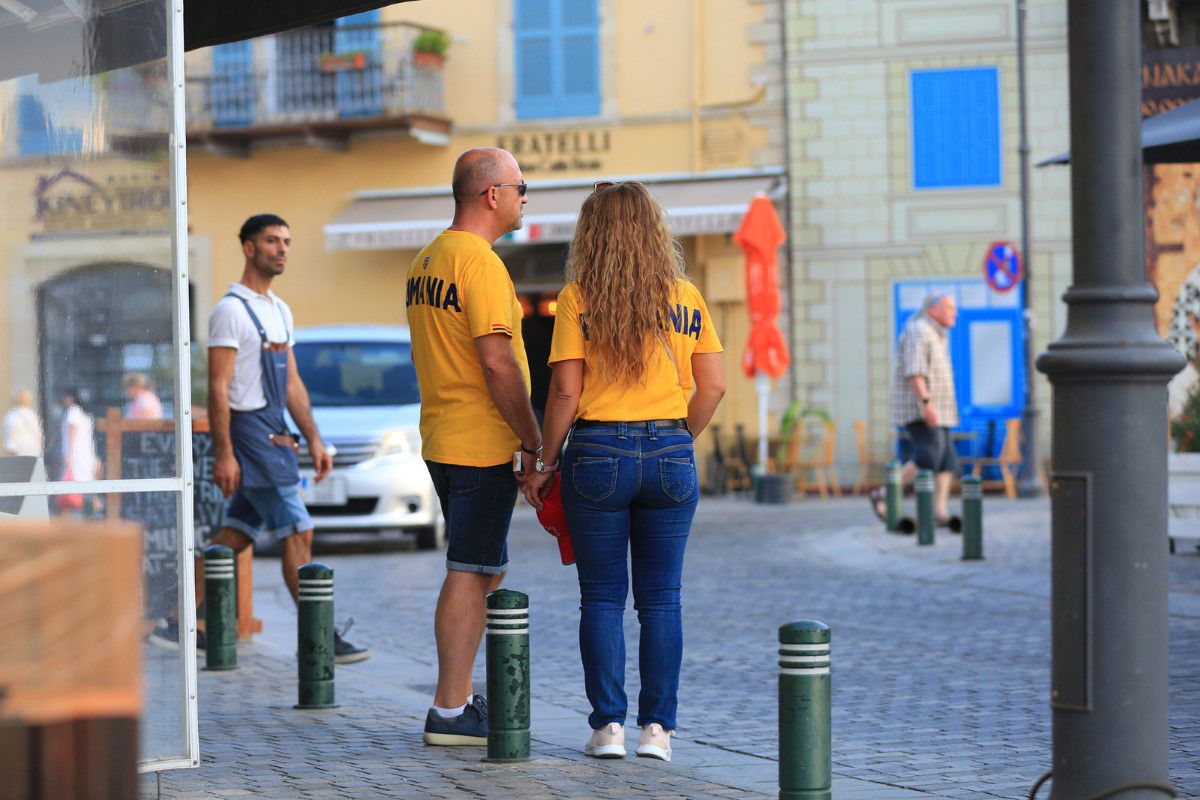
[201,214,369,663]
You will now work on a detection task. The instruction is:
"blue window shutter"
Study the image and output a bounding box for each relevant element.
[515,0,599,120]
[211,41,255,128]
[911,67,1000,189]
[335,10,382,118]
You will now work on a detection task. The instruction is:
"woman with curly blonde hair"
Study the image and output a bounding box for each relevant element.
[524,182,726,762]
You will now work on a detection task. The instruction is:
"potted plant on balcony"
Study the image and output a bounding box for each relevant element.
[413,28,451,69]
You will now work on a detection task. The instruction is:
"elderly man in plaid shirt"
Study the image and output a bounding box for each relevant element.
[870,293,960,528]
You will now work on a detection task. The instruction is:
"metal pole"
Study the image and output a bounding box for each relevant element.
[960,475,983,561]
[778,620,831,800]
[202,545,237,671]
[1016,0,1041,496]
[885,460,903,532]
[485,589,530,762]
[915,469,934,546]
[295,563,337,710]
[1036,2,1182,796]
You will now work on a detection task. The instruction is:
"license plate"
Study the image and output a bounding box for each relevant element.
[299,473,347,506]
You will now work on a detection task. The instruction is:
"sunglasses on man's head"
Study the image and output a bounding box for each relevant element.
[481,181,528,197]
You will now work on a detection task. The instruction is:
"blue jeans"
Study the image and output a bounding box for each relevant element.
[561,422,699,731]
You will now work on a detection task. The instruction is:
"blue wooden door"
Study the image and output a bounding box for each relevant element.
[335,11,382,118]
[211,41,255,128]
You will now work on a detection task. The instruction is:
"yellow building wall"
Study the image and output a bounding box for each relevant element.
[184,0,781,483]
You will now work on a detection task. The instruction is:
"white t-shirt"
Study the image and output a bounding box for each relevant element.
[207,283,296,411]
[3,406,42,457]
[61,405,96,481]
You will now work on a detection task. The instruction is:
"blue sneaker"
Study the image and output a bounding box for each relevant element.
[423,695,488,746]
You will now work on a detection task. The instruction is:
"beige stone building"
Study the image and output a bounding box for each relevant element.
[782,0,1073,483]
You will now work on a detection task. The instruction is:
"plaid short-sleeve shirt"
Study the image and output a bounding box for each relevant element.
[890,314,958,427]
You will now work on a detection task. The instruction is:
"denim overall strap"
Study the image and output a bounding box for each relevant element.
[224,293,298,487]
[227,294,290,410]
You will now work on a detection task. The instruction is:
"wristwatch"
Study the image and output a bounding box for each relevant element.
[535,455,560,474]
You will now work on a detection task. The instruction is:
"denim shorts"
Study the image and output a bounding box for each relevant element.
[425,461,517,575]
[905,422,959,474]
[221,483,314,545]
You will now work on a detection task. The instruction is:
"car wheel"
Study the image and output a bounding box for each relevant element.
[415,514,446,551]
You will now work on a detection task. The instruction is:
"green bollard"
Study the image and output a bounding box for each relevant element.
[295,562,337,710]
[961,474,983,560]
[484,589,530,762]
[915,469,935,546]
[778,620,831,800]
[203,545,237,670]
[885,460,903,531]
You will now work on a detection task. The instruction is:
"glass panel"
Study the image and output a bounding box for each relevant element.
[120,490,188,764]
[970,320,1013,407]
[0,1,177,485]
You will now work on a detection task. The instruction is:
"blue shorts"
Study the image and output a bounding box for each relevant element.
[222,484,314,545]
[425,461,516,575]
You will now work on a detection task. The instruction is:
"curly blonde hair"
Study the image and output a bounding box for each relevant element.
[566,182,686,385]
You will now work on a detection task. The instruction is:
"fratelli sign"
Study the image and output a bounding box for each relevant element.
[495,129,611,175]
[33,168,171,236]
[1143,47,1200,118]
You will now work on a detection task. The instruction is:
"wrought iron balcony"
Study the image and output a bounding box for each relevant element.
[185,23,451,154]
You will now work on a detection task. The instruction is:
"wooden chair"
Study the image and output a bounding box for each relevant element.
[960,418,1022,499]
[852,420,887,495]
[788,421,840,499]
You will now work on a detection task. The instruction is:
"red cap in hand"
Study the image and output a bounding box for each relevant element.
[535,474,575,566]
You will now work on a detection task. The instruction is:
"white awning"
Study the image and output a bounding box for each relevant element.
[324,169,785,252]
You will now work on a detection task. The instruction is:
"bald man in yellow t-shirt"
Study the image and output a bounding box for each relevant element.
[407,148,541,747]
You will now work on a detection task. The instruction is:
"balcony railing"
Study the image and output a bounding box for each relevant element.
[185,23,448,147]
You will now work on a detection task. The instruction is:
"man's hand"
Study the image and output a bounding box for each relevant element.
[214,452,241,497]
[921,401,939,428]
[522,470,554,511]
[310,441,333,482]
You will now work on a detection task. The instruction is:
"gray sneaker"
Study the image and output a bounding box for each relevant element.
[423,695,488,746]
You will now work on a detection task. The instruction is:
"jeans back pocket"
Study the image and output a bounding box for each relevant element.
[659,455,697,503]
[570,456,619,503]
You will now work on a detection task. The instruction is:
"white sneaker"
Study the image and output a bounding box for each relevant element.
[584,722,626,758]
[636,723,673,762]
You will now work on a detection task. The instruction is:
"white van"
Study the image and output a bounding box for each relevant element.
[291,325,444,550]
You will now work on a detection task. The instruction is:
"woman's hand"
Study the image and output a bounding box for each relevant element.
[523,470,554,511]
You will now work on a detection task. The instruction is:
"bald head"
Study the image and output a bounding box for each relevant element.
[452,148,519,205]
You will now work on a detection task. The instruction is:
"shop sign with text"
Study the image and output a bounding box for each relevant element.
[495,129,611,175]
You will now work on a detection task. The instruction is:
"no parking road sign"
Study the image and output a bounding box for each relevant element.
[983,241,1022,293]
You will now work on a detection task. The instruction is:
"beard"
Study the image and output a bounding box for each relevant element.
[253,254,285,276]
[507,209,524,234]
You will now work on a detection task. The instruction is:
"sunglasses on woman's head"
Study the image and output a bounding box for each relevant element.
[592,180,643,193]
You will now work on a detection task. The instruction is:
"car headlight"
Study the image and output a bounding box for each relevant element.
[376,428,422,459]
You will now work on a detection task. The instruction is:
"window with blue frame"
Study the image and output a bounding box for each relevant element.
[910,67,1001,190]
[515,0,600,120]
[17,76,85,157]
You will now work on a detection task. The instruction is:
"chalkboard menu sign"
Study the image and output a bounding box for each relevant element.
[98,420,224,619]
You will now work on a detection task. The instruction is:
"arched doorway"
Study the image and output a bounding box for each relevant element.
[36,263,175,477]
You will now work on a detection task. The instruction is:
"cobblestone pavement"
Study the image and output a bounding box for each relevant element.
[142,495,1200,799]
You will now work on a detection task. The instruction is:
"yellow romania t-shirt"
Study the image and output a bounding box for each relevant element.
[548,278,723,422]
[406,230,531,466]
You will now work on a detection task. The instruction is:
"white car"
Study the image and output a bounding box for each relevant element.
[290,325,444,550]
